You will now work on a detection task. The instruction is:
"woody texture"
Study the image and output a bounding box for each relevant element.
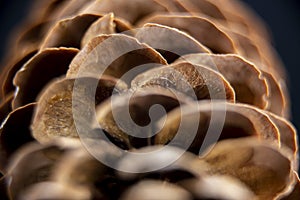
[0,0,299,199]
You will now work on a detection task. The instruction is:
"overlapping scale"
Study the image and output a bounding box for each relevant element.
[131,62,235,101]
[0,103,35,172]
[0,0,298,199]
[154,101,280,154]
[139,14,237,53]
[12,47,79,109]
[31,76,127,143]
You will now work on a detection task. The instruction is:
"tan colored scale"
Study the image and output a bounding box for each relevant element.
[135,23,210,62]
[81,13,133,47]
[0,50,37,99]
[0,0,297,199]
[200,138,295,199]
[154,101,280,154]
[132,62,235,101]
[80,0,167,24]
[175,53,268,109]
[5,138,81,199]
[12,47,79,109]
[96,87,193,149]
[40,14,101,49]
[138,14,237,53]
[67,34,167,82]
[31,76,127,143]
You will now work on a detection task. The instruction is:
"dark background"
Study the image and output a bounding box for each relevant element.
[0,0,299,130]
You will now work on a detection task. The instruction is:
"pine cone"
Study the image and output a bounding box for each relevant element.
[0,0,299,199]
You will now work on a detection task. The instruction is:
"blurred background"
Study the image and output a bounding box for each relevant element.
[242,0,300,130]
[0,0,299,131]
